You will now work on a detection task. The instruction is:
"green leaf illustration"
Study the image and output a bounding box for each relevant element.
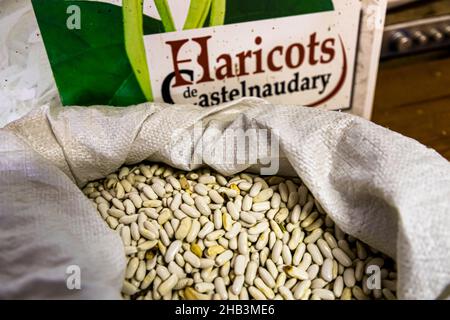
[123,0,153,101]
[31,0,164,106]
[183,0,213,30]
[154,0,176,32]
[209,0,226,26]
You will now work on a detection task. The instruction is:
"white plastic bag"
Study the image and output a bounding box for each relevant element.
[0,98,449,299]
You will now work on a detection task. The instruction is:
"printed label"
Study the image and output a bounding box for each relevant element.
[144,1,361,109]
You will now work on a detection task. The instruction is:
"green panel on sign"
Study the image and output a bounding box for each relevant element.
[223,0,334,24]
[31,0,163,106]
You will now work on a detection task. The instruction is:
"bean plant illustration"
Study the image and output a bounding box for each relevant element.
[123,0,226,102]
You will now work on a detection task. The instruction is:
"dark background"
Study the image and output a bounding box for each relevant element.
[372,0,450,160]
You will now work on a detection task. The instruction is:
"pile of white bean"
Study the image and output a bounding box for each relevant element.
[84,163,397,300]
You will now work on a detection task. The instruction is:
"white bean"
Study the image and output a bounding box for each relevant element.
[231,275,245,295]
[317,238,333,259]
[240,211,256,225]
[198,221,214,239]
[255,229,270,250]
[254,188,274,203]
[307,264,320,280]
[125,258,139,279]
[242,195,253,211]
[284,266,309,281]
[279,183,288,202]
[249,221,269,235]
[271,193,281,209]
[92,164,397,300]
[307,243,324,266]
[343,268,356,287]
[293,280,311,299]
[216,250,233,266]
[279,286,294,300]
[151,183,166,198]
[214,277,228,300]
[195,196,211,216]
[121,226,131,246]
[122,281,138,296]
[170,193,182,211]
[183,251,201,268]
[248,286,267,300]
[245,261,258,286]
[282,244,292,265]
[312,288,335,300]
[332,248,352,267]
[252,201,271,212]
[158,274,178,296]
[182,193,195,206]
[199,175,216,185]
[225,222,241,239]
[209,189,224,204]
[226,202,239,220]
[180,204,200,218]
[195,282,215,293]
[186,219,201,243]
[258,267,276,288]
[271,240,283,262]
[293,243,306,266]
[321,258,333,282]
[238,232,248,255]
[165,240,182,263]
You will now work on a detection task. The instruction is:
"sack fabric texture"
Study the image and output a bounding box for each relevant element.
[0,98,449,299]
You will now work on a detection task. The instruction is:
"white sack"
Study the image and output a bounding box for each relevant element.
[0,0,59,128]
[0,98,449,299]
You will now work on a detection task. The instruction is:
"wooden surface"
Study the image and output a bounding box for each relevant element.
[386,0,450,24]
[371,53,450,160]
[371,0,450,161]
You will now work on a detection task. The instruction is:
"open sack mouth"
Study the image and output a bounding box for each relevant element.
[1,0,449,303]
[84,162,397,300]
[0,99,448,300]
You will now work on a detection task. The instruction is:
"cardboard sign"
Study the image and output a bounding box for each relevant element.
[32,0,386,118]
